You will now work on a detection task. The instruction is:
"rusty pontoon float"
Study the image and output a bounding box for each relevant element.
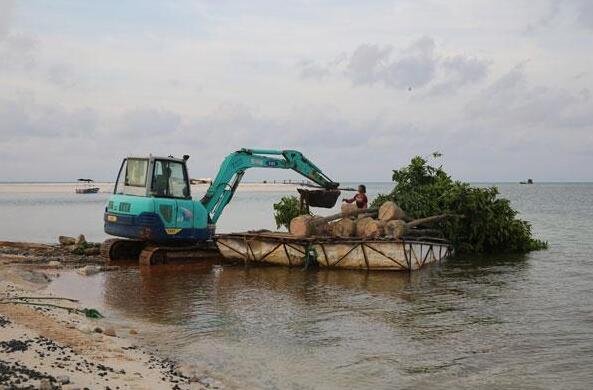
[216,232,452,271]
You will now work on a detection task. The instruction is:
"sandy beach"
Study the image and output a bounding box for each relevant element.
[0,244,225,390]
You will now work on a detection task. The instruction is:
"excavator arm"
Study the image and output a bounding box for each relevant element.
[201,149,339,223]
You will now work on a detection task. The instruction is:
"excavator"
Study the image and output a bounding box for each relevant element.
[101,148,341,264]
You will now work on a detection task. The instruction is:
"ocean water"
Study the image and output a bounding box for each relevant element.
[3,183,593,389]
[0,182,388,242]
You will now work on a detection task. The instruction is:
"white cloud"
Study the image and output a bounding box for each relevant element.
[305,37,489,93]
[0,0,14,39]
[575,0,593,30]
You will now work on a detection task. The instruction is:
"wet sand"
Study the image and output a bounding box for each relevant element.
[0,244,224,389]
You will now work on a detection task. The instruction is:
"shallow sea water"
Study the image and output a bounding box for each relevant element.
[3,183,593,389]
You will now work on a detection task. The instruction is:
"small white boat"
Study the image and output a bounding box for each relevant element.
[75,179,100,194]
[216,232,452,271]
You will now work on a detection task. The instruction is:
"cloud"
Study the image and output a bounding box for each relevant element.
[305,37,488,93]
[429,55,490,95]
[0,0,15,39]
[0,95,98,139]
[345,43,392,85]
[0,33,38,71]
[119,108,181,137]
[299,60,330,81]
[575,0,593,29]
[47,63,80,88]
[382,36,437,89]
[466,63,593,131]
[525,0,593,32]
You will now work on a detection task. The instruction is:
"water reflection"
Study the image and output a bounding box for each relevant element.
[103,262,219,324]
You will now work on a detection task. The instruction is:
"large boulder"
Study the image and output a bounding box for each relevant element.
[58,236,76,246]
[75,234,87,246]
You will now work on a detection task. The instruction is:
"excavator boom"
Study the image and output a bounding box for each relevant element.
[201,149,339,223]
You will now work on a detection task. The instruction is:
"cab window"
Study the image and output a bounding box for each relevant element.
[115,158,148,196]
[151,160,190,198]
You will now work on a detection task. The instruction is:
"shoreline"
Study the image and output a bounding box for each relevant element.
[0,242,226,389]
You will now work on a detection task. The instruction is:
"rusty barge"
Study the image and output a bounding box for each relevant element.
[216,232,452,271]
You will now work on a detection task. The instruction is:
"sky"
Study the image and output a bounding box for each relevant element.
[0,0,592,182]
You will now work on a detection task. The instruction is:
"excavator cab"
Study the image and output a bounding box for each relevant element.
[105,155,211,244]
[113,156,191,199]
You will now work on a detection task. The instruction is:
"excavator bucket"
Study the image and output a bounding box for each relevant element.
[297,188,340,208]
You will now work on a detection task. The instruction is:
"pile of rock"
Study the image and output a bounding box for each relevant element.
[58,234,101,256]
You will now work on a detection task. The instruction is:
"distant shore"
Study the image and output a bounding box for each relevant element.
[0,182,304,194]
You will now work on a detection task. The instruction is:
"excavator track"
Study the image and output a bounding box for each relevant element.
[100,238,146,261]
[102,238,220,265]
[138,243,220,266]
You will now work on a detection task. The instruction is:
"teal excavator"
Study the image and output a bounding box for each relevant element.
[101,148,340,263]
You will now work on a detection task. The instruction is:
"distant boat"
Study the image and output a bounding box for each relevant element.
[190,177,213,185]
[520,178,534,185]
[75,179,100,194]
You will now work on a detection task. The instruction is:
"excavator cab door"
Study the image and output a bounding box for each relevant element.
[150,159,193,232]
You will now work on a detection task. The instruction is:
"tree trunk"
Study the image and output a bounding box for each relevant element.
[341,202,358,216]
[378,201,408,222]
[355,217,374,237]
[384,220,407,238]
[362,219,386,238]
[406,214,451,228]
[290,215,331,237]
[289,215,315,237]
[330,218,356,238]
[290,207,377,238]
[385,214,453,239]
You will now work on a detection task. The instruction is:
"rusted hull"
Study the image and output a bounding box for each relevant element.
[216,233,451,271]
